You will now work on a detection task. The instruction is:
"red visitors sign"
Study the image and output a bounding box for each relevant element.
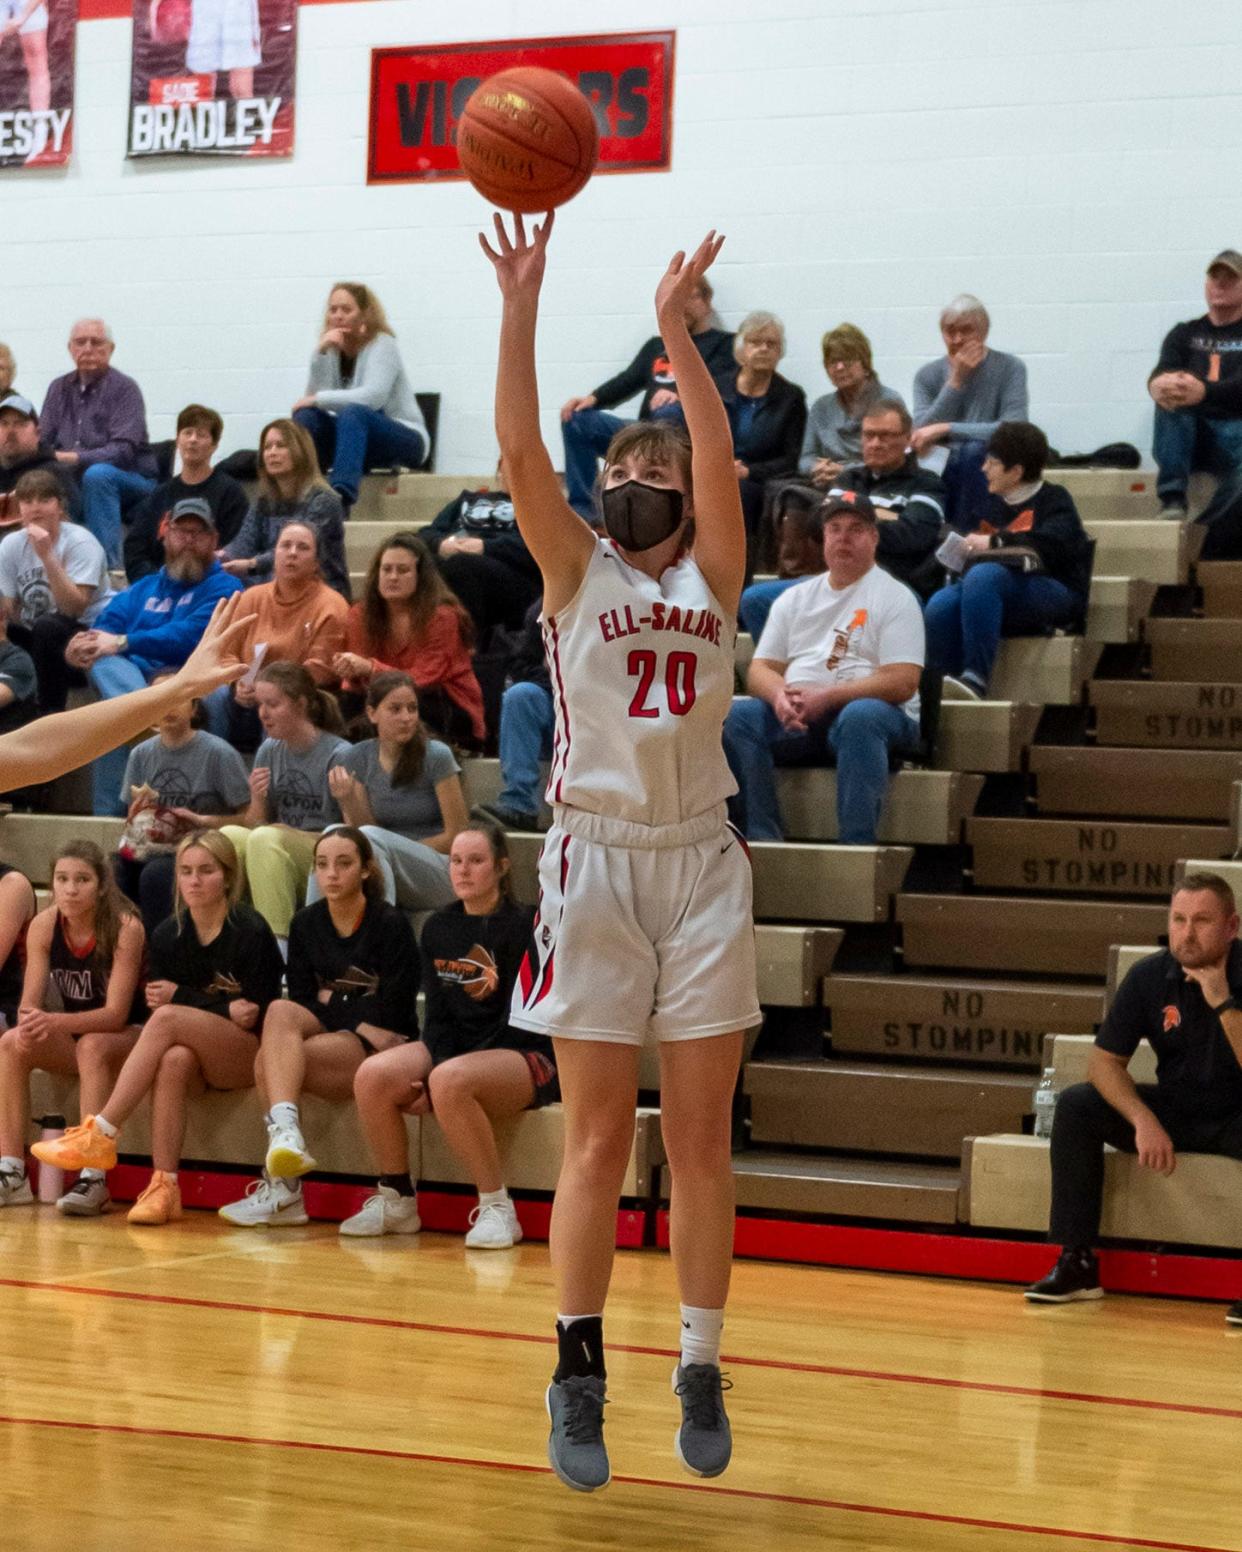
[367,31,675,185]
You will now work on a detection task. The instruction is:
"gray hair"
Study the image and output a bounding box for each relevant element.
[733,311,786,364]
[940,294,989,334]
[69,318,114,345]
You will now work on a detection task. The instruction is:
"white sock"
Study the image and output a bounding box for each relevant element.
[270,1102,300,1130]
[557,1311,604,1329]
[80,1168,105,1182]
[1,1154,25,1176]
[93,1114,118,1139]
[478,1187,510,1209]
[679,1305,724,1368]
[276,936,288,962]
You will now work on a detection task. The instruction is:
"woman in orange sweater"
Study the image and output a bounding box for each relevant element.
[205,522,349,750]
[334,531,484,747]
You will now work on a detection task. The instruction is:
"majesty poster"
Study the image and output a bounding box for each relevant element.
[128,0,297,159]
[0,0,76,169]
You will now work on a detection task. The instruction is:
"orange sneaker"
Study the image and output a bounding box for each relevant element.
[127,1171,182,1226]
[31,1116,118,1173]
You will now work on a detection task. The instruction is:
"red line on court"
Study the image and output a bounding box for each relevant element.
[3,1275,1240,1422]
[0,1412,1231,1552]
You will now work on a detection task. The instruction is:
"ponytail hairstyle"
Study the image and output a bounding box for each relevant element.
[172,830,243,925]
[314,825,384,902]
[366,670,428,786]
[457,821,515,902]
[256,660,345,737]
[53,841,137,969]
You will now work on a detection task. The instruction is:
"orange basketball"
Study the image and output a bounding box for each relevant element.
[457,67,600,214]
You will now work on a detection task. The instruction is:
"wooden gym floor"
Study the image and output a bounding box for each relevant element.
[1,1209,1239,1552]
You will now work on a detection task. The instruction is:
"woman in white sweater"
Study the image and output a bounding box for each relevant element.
[292,284,429,513]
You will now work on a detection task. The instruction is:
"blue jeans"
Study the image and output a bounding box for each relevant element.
[924,562,1079,689]
[723,695,920,844]
[738,577,804,641]
[1151,407,1242,501]
[81,464,157,569]
[943,439,990,528]
[88,653,151,815]
[497,680,554,815]
[293,405,428,506]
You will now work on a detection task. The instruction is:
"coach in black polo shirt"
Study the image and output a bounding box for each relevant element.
[1026,872,1242,1322]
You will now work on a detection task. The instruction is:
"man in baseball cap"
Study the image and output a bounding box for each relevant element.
[0,393,80,525]
[1148,250,1242,521]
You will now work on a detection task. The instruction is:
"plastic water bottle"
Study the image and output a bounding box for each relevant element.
[36,1114,65,1204]
[1032,1070,1058,1140]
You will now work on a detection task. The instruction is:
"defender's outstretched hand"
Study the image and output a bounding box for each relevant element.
[655,231,725,326]
[479,210,556,301]
[175,595,249,700]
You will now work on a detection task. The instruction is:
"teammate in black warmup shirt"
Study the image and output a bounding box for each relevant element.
[342,823,555,1246]
[218,826,420,1227]
[33,831,283,1225]
[0,843,142,1215]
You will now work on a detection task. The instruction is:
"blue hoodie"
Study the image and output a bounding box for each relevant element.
[94,561,243,675]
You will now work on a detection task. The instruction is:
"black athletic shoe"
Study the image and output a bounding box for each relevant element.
[546,1376,610,1492]
[1024,1248,1104,1303]
[672,1363,733,1477]
[471,802,541,834]
[1226,1302,1242,1327]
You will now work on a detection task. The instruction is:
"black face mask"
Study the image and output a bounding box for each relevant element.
[600,480,684,552]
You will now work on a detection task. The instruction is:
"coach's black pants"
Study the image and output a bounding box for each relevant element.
[1049,1080,1242,1248]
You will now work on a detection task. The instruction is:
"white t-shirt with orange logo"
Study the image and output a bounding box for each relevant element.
[754,563,924,721]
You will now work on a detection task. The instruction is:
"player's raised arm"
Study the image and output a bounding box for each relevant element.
[654,234,745,616]
[480,211,595,613]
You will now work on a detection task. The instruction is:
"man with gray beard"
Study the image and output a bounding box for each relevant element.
[64,498,243,814]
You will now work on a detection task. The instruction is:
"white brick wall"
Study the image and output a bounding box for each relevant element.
[4,0,1240,473]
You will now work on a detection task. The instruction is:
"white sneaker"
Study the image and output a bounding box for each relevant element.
[219,1174,309,1227]
[339,1185,421,1238]
[0,1165,33,1207]
[57,1175,110,1216]
[465,1198,522,1249]
[265,1123,317,1180]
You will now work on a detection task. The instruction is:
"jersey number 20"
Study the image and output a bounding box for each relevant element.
[627,649,697,718]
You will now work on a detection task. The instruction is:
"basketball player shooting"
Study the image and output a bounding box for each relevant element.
[480,211,761,1493]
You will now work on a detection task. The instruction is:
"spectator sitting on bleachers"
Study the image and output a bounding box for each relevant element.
[0,393,80,526]
[799,324,905,488]
[1025,873,1242,1327]
[292,283,429,514]
[221,418,350,598]
[714,311,808,551]
[0,467,113,714]
[0,860,35,1036]
[32,830,285,1227]
[910,294,1028,525]
[924,421,1092,701]
[723,492,924,845]
[220,662,350,950]
[66,499,243,816]
[422,458,540,640]
[341,824,555,1247]
[559,274,733,521]
[334,532,484,748]
[205,521,349,752]
[473,598,550,833]
[738,481,825,641]
[315,672,464,913]
[114,669,251,935]
[0,842,144,1217]
[39,318,159,568]
[218,826,422,1227]
[0,612,37,735]
[123,404,249,581]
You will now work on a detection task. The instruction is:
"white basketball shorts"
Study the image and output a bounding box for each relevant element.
[3,0,48,35]
[185,0,261,74]
[509,804,761,1045]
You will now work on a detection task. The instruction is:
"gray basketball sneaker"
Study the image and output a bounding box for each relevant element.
[546,1376,610,1492]
[672,1363,733,1477]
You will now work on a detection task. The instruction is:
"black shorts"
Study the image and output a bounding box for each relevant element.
[522,1048,560,1110]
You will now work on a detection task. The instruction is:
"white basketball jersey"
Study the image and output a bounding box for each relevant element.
[542,538,737,828]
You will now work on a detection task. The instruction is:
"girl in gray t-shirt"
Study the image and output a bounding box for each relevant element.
[220,662,350,943]
[311,671,468,912]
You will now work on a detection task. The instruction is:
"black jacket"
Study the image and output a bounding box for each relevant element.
[123,469,249,581]
[968,481,1094,598]
[287,897,420,1038]
[0,442,81,522]
[833,454,947,596]
[424,488,539,579]
[593,329,736,419]
[1150,315,1242,419]
[714,370,808,484]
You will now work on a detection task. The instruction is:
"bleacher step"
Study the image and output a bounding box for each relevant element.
[989,636,1101,705]
[897,893,1167,975]
[732,1150,961,1224]
[1087,576,1158,644]
[1084,518,1202,586]
[1029,746,1242,821]
[1090,680,1242,749]
[967,816,1233,896]
[1146,618,1242,683]
[932,700,1042,773]
[1198,561,1242,618]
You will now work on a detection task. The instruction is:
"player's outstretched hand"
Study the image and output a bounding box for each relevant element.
[656,231,725,328]
[479,210,555,301]
[175,595,249,700]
